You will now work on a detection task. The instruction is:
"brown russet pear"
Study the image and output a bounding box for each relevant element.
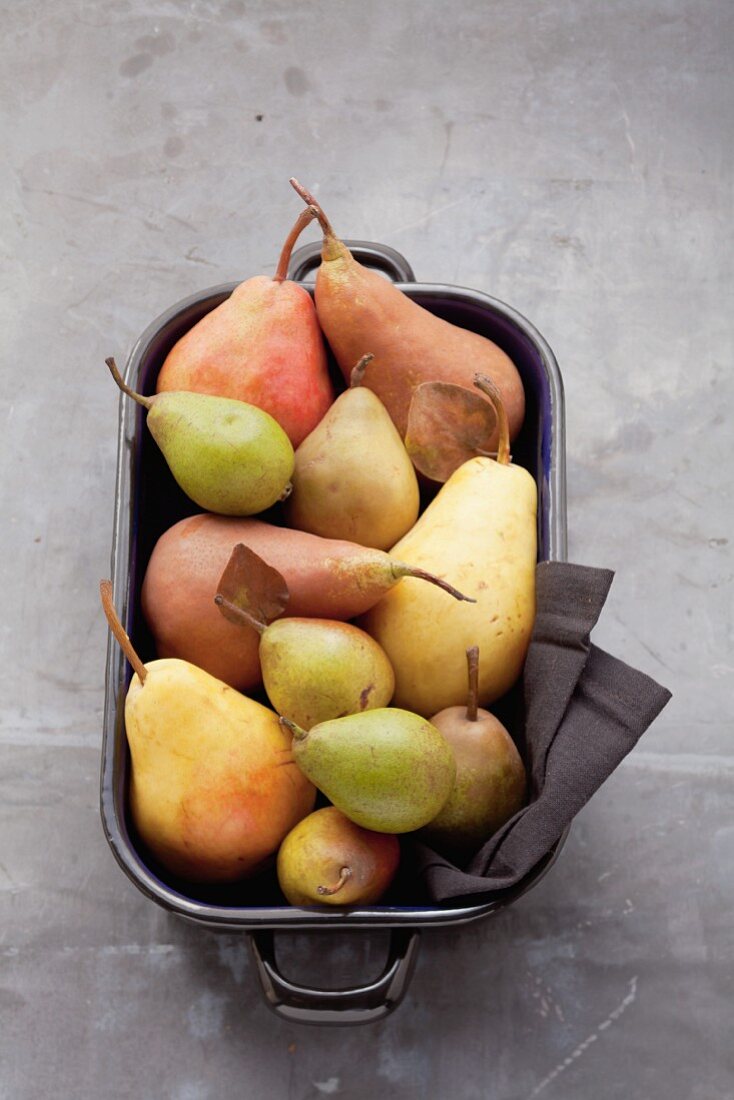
[99,581,314,883]
[286,355,420,550]
[420,647,526,859]
[276,807,400,906]
[215,545,395,729]
[105,357,294,516]
[142,514,472,692]
[283,708,456,834]
[361,376,537,717]
[156,207,334,447]
[290,178,524,446]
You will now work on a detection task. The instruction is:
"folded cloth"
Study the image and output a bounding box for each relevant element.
[407,562,672,903]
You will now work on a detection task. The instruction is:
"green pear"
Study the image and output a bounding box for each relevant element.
[260,619,395,730]
[420,647,526,859]
[215,545,395,728]
[361,376,537,716]
[283,708,456,833]
[99,581,314,883]
[106,357,294,515]
[277,807,400,906]
[286,355,420,550]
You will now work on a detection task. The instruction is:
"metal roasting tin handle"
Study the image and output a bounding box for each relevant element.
[288,240,416,284]
[249,930,421,1026]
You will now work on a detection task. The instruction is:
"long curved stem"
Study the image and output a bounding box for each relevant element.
[99,580,147,683]
[273,206,318,282]
[106,358,152,410]
[392,562,476,603]
[289,178,336,240]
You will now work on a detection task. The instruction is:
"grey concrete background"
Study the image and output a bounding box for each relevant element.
[1,0,732,1096]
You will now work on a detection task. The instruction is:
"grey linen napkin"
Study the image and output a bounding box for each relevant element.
[407,562,672,903]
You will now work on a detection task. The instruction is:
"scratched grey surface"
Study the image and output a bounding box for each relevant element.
[1,0,733,1097]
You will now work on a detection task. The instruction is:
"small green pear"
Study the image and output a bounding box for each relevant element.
[420,646,526,859]
[286,355,420,550]
[106,357,294,515]
[215,545,396,728]
[277,807,400,906]
[283,708,456,833]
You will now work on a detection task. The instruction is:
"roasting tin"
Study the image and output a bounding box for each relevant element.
[101,242,567,1025]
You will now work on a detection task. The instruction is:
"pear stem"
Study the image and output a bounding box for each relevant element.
[106,357,152,410]
[350,354,374,388]
[466,646,480,721]
[279,716,308,742]
[473,374,511,465]
[317,867,353,897]
[99,580,147,683]
[392,562,476,603]
[273,206,318,283]
[289,178,337,241]
[213,593,266,635]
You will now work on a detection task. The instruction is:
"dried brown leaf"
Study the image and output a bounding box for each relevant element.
[215,544,289,629]
[405,382,498,482]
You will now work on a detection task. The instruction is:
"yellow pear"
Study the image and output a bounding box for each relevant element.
[286,355,420,550]
[100,582,315,882]
[361,377,537,717]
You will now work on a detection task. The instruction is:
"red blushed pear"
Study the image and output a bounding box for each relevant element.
[99,580,315,883]
[289,178,525,447]
[156,206,334,448]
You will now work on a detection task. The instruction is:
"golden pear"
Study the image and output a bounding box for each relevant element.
[100,582,314,882]
[287,355,420,550]
[361,378,537,717]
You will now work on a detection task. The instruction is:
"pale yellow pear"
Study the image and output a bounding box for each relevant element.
[361,379,537,717]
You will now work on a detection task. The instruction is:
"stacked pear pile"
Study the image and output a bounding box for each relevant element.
[101,181,536,907]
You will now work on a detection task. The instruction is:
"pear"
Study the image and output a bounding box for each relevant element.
[277,807,400,906]
[215,544,395,729]
[106,358,293,516]
[283,708,456,834]
[100,581,314,882]
[155,207,334,447]
[420,647,526,859]
[260,619,395,729]
[290,179,524,446]
[141,514,473,692]
[286,355,420,550]
[361,376,537,717]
